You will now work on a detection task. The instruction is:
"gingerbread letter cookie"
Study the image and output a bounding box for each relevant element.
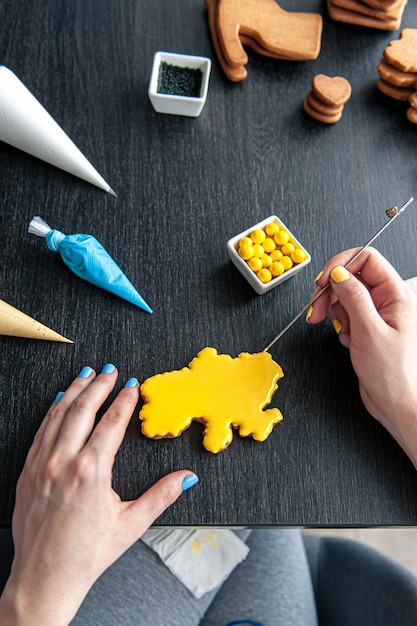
[139,347,284,453]
[205,0,322,82]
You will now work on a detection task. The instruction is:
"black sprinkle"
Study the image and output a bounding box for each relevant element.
[157,62,203,98]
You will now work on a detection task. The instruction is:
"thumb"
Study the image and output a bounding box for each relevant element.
[123,470,199,540]
[330,266,385,339]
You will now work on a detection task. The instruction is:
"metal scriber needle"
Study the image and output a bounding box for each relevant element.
[263,197,414,352]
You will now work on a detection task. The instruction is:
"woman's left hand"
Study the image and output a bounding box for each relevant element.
[0,364,197,626]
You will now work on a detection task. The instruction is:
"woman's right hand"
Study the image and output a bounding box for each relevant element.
[307,247,417,468]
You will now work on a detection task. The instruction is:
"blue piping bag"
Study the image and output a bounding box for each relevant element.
[28,216,152,314]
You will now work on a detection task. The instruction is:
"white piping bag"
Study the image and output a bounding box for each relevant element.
[0,65,115,194]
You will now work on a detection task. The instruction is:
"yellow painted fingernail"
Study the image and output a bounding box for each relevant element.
[332,319,342,334]
[314,270,324,283]
[330,266,350,284]
[306,305,314,322]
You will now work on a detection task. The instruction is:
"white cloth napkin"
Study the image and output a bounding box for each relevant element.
[405,276,417,294]
[142,528,249,598]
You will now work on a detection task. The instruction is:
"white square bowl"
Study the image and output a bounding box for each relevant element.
[227,216,311,295]
[148,51,211,117]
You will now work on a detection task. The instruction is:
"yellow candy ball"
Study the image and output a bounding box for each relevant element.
[239,236,253,247]
[252,243,264,258]
[271,261,285,276]
[281,255,293,271]
[238,244,254,260]
[281,242,295,256]
[265,222,280,236]
[261,254,273,268]
[250,229,266,244]
[291,248,307,263]
[257,268,272,283]
[262,237,276,253]
[274,230,290,245]
[248,256,263,272]
[270,249,283,261]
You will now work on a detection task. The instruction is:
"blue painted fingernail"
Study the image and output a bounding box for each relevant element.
[124,377,138,388]
[101,363,115,374]
[79,366,94,378]
[182,474,199,492]
[54,391,64,404]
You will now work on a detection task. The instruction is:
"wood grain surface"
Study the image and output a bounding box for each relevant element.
[1,0,417,525]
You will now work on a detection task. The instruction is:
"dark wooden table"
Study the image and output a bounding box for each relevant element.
[1,0,417,527]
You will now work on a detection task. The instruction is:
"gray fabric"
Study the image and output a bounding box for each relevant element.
[72,528,317,626]
[71,529,252,626]
[200,529,318,626]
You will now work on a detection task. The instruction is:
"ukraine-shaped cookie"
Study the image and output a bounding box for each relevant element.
[139,347,284,453]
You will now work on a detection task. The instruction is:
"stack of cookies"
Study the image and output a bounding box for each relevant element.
[408,93,417,125]
[376,29,417,124]
[327,0,408,31]
[304,74,352,124]
[205,0,322,82]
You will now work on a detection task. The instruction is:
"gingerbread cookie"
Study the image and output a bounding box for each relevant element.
[312,74,352,106]
[217,0,323,64]
[205,0,247,82]
[304,97,343,124]
[377,77,415,100]
[409,92,417,108]
[376,29,417,124]
[363,0,399,9]
[332,0,405,20]
[206,0,322,82]
[304,74,351,124]
[306,90,344,116]
[139,347,284,453]
[327,0,407,30]
[377,59,417,88]
[406,105,417,124]
[384,29,417,73]
[239,35,295,60]
[406,91,417,124]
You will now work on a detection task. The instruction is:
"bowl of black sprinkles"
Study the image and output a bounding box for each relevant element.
[149,51,211,117]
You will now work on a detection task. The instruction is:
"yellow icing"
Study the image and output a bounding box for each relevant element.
[139,347,284,453]
[191,530,220,553]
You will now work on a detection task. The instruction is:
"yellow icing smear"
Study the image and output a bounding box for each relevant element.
[139,347,284,453]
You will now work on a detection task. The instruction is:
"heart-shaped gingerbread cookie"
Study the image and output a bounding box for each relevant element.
[312,74,352,106]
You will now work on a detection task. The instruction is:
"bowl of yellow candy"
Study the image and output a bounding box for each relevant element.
[227,216,311,294]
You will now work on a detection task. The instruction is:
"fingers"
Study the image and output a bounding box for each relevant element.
[317,247,402,287]
[30,364,135,459]
[53,364,120,457]
[326,266,387,344]
[306,247,404,326]
[28,366,98,461]
[87,378,140,460]
[328,300,351,343]
[122,471,199,544]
